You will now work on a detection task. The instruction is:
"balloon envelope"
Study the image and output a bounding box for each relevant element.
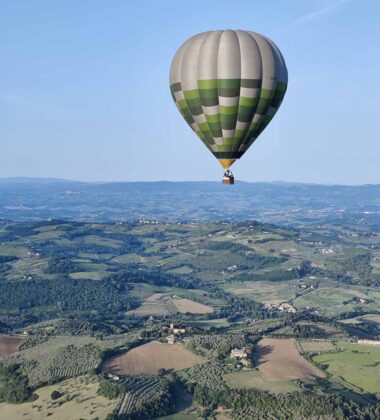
[169,30,288,169]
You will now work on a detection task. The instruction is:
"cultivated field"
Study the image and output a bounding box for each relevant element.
[127,293,213,317]
[102,342,204,375]
[127,293,170,316]
[0,335,24,359]
[5,336,101,386]
[253,338,324,381]
[298,340,336,353]
[224,370,300,393]
[293,285,380,317]
[0,375,118,419]
[225,280,299,305]
[313,342,380,393]
[117,375,164,416]
[69,271,110,281]
[173,298,213,314]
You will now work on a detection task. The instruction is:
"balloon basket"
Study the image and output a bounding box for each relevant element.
[222,170,234,185]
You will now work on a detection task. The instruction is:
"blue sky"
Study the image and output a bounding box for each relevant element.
[1,0,379,184]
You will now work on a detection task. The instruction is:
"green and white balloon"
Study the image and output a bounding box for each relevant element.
[170,30,288,169]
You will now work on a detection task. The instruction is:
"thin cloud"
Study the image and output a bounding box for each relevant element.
[290,0,351,27]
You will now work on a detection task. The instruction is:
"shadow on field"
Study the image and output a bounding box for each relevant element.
[253,344,274,366]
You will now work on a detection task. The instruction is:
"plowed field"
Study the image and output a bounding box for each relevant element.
[102,341,203,375]
[254,338,324,381]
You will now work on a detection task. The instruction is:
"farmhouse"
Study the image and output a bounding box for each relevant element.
[230,348,248,359]
[320,248,334,254]
[278,303,297,313]
[170,323,186,335]
[265,302,297,313]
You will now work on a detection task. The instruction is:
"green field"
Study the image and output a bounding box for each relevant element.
[224,369,300,393]
[225,279,299,304]
[69,271,110,280]
[293,285,380,316]
[313,342,380,393]
[298,340,336,353]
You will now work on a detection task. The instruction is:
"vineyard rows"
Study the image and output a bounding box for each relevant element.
[48,363,96,381]
[50,319,97,336]
[23,319,97,337]
[20,343,100,385]
[118,375,161,416]
[178,360,231,392]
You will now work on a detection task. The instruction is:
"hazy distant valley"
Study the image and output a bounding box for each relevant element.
[1,178,380,227]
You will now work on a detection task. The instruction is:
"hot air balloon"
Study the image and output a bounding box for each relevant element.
[169,30,288,184]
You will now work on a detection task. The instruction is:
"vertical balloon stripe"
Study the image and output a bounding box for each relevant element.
[232,31,261,153]
[170,35,210,152]
[181,33,216,147]
[248,32,277,90]
[217,31,241,151]
[247,32,277,142]
[197,32,223,146]
[262,35,288,84]
[239,32,278,151]
[170,35,193,86]
[217,31,241,79]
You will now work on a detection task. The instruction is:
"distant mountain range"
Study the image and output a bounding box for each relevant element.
[0,178,379,226]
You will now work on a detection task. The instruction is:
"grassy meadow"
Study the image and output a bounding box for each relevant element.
[313,342,380,393]
[0,375,118,420]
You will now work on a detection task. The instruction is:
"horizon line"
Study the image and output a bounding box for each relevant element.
[0,176,379,188]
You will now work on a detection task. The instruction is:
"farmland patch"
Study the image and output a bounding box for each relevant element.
[313,342,380,393]
[69,271,110,280]
[253,338,324,381]
[225,280,299,304]
[173,299,213,314]
[0,335,24,359]
[297,340,336,354]
[127,294,213,317]
[102,342,204,375]
[6,336,101,387]
[224,370,300,393]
